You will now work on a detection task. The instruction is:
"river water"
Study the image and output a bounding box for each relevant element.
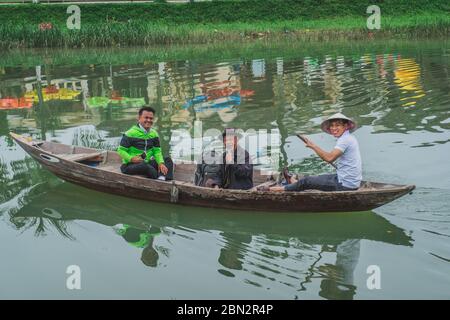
[0,39,449,299]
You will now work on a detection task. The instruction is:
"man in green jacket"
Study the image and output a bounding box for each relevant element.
[117,106,173,180]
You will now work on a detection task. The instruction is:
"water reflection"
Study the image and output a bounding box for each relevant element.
[9,182,412,299]
[0,42,449,299]
[316,240,360,300]
[114,224,162,268]
[218,232,252,273]
[1,46,448,159]
[0,155,52,208]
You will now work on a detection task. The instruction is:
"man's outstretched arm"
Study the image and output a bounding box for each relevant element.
[303,137,342,163]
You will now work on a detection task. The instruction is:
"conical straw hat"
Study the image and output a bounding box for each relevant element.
[321,113,357,134]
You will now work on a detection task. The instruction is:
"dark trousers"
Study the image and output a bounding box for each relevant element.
[121,157,174,180]
[284,174,357,192]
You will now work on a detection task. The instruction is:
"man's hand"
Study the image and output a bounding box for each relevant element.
[159,163,168,175]
[301,136,316,149]
[131,156,144,164]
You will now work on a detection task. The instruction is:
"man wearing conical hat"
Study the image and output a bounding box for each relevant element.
[270,113,362,192]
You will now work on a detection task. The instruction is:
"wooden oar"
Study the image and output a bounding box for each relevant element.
[296,134,337,169]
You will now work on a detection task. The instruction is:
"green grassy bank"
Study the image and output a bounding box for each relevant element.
[0,0,449,48]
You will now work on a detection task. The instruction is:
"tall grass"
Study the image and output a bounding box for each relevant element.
[0,12,448,49]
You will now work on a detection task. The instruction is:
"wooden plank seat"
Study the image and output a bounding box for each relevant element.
[58,152,104,162]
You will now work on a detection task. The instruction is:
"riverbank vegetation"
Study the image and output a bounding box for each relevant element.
[2,38,448,68]
[0,0,448,48]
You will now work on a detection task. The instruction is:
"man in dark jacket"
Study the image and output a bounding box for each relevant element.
[195,129,253,190]
[221,129,253,190]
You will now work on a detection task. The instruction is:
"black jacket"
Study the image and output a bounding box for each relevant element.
[221,146,253,190]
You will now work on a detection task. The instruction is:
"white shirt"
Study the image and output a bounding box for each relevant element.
[138,123,149,134]
[334,130,362,189]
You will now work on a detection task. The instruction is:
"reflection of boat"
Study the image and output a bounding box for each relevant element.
[182,94,241,111]
[87,96,146,109]
[182,84,253,112]
[11,133,416,213]
[24,87,81,102]
[0,97,33,110]
[394,58,424,92]
[13,182,412,247]
[86,97,109,108]
[394,58,426,107]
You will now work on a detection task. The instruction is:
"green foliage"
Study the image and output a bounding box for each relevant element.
[0,0,448,24]
[0,0,448,48]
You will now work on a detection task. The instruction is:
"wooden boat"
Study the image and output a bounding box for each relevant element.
[10,132,415,213]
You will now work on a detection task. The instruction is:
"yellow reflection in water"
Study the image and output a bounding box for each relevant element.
[394,58,425,107]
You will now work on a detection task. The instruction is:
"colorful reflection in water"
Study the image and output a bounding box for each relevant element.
[0,41,449,299]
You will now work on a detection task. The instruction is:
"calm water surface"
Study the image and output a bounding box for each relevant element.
[0,39,449,299]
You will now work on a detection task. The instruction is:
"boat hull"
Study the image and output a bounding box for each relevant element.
[11,133,415,213]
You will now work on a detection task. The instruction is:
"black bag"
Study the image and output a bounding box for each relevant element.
[194,163,222,187]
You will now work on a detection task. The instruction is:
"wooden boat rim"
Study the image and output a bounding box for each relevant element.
[10,132,416,196]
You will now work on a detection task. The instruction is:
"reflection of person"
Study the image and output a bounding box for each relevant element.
[118,106,173,180]
[319,239,360,300]
[195,129,253,190]
[271,113,361,192]
[114,224,161,268]
[319,275,357,300]
[141,240,160,268]
[218,232,252,271]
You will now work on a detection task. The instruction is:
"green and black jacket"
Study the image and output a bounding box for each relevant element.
[117,124,165,165]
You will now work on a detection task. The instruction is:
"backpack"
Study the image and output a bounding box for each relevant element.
[194,163,222,187]
[194,149,223,187]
